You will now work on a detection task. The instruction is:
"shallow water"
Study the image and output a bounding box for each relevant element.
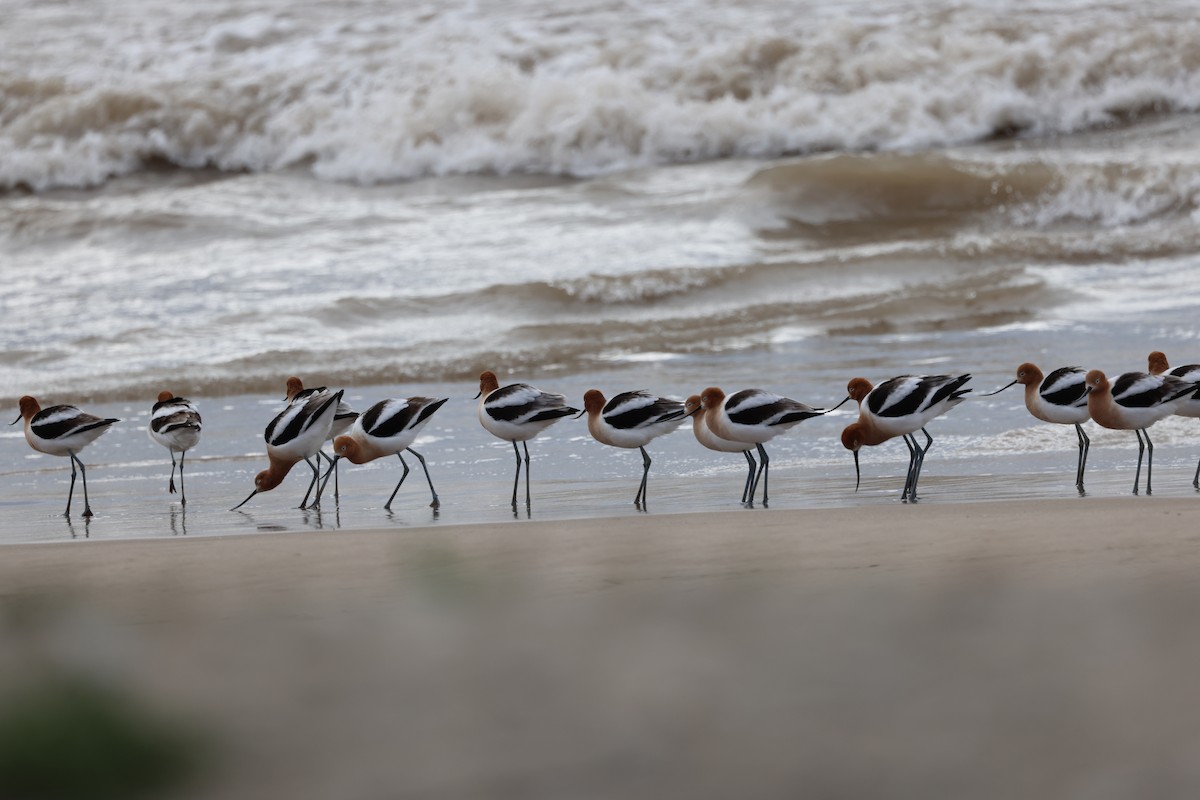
[3,368,1199,544]
[3,0,1200,541]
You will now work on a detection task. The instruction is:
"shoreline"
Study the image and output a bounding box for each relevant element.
[4,498,1200,798]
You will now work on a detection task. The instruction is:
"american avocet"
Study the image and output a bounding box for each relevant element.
[1148,351,1200,488]
[148,391,202,506]
[579,389,686,508]
[476,370,579,512]
[699,387,828,507]
[983,364,1091,492]
[285,377,358,505]
[232,388,345,510]
[1086,368,1198,495]
[331,396,448,510]
[12,396,119,517]
[684,394,759,505]
[841,374,971,503]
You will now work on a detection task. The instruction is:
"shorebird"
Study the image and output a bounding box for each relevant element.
[579,389,686,508]
[232,389,345,510]
[983,363,1091,492]
[12,396,119,517]
[699,386,830,507]
[1148,351,1200,489]
[684,394,759,505]
[330,396,448,510]
[476,370,579,512]
[147,391,202,506]
[1085,368,1197,495]
[841,374,972,503]
[284,377,358,505]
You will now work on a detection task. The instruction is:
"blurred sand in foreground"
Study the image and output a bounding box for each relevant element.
[2,498,1200,799]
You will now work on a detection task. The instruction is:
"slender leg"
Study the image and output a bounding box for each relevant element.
[73,454,94,518]
[179,451,187,507]
[741,451,757,505]
[908,428,934,503]
[900,434,918,502]
[634,446,652,508]
[1193,455,1199,491]
[406,447,440,509]
[384,453,413,510]
[511,441,522,510]
[168,453,178,495]
[1144,429,1154,496]
[301,456,322,508]
[316,449,340,502]
[1133,430,1145,495]
[302,457,323,509]
[1074,423,1090,493]
[753,443,770,507]
[523,441,532,510]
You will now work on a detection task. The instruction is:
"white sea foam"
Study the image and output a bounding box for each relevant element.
[5,0,1200,190]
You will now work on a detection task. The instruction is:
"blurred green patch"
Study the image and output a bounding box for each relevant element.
[0,674,209,800]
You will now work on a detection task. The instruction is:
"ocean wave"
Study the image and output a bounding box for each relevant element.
[5,0,1200,191]
[744,147,1200,235]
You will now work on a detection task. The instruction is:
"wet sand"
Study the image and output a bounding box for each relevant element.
[3,498,1200,798]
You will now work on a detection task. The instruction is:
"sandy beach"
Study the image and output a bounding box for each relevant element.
[3,498,1200,798]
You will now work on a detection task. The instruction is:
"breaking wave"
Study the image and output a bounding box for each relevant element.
[5,0,1200,191]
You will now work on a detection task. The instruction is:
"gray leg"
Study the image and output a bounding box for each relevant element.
[1074,423,1089,493]
[1133,430,1145,495]
[406,447,440,510]
[384,453,413,510]
[73,453,93,518]
[1144,429,1154,496]
[634,446,651,508]
[179,451,187,507]
[741,451,757,505]
[302,457,323,509]
[523,441,532,510]
[511,441,522,510]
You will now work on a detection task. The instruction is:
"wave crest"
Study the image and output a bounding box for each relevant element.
[6,1,1200,190]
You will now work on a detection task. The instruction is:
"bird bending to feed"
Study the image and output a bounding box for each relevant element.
[232,388,345,510]
[841,374,971,503]
[579,389,686,509]
[285,376,358,506]
[1148,351,1200,489]
[1085,369,1197,495]
[983,363,1091,493]
[148,391,202,506]
[476,370,579,512]
[331,396,448,510]
[684,394,759,504]
[12,396,119,517]
[700,386,830,507]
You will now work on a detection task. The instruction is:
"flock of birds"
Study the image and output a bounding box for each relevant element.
[10,352,1200,519]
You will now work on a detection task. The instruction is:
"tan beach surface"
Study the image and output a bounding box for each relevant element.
[3,497,1200,798]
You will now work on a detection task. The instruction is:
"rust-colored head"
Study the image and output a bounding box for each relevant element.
[285,376,304,401]
[332,434,365,465]
[699,387,725,409]
[841,423,865,452]
[841,423,865,492]
[846,378,874,403]
[1013,362,1044,386]
[478,371,500,397]
[16,396,40,422]
[684,395,703,417]
[1085,369,1109,395]
[1148,351,1170,376]
[156,390,174,403]
[231,459,294,510]
[582,390,606,414]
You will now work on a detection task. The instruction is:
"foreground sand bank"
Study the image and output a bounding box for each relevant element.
[2,498,1199,798]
